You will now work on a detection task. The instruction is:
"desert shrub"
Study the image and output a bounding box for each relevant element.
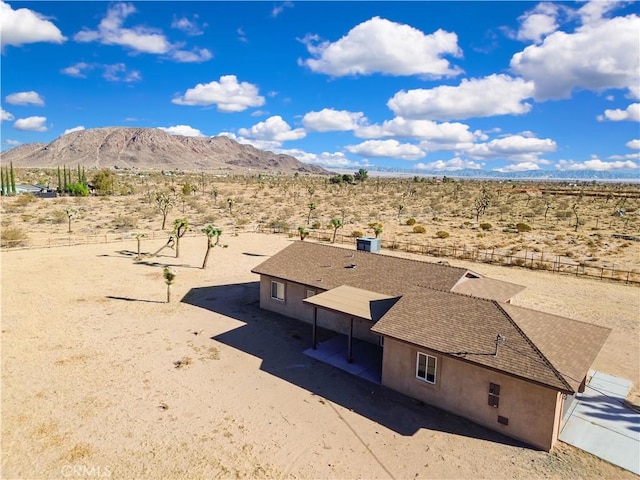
[21,214,34,222]
[480,222,492,231]
[406,218,416,226]
[311,221,321,229]
[201,213,217,224]
[351,230,364,238]
[51,210,67,224]
[413,225,426,234]
[15,194,36,207]
[463,221,472,226]
[435,230,450,239]
[1,226,28,247]
[67,182,89,196]
[113,215,138,229]
[513,258,526,267]
[516,222,532,232]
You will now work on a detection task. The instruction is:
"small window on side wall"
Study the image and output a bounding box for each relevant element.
[488,383,500,407]
[271,281,285,301]
[416,352,437,384]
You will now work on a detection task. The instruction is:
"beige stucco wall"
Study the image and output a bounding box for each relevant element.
[258,275,380,344]
[381,337,564,451]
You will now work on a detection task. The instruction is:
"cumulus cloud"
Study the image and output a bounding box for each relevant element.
[302,108,367,132]
[597,103,640,122]
[238,116,306,143]
[3,139,21,147]
[5,90,44,106]
[279,148,368,168]
[172,75,265,112]
[510,13,640,100]
[74,3,211,63]
[61,62,93,78]
[415,157,484,171]
[171,15,205,36]
[355,117,477,144]
[1,108,14,122]
[345,139,425,160]
[463,135,557,162]
[387,75,534,121]
[103,63,141,82]
[514,3,562,43]
[0,0,66,49]
[217,132,282,151]
[14,116,47,132]
[626,139,640,150]
[300,16,462,78]
[556,157,638,171]
[63,126,85,135]
[157,125,204,137]
[494,162,542,172]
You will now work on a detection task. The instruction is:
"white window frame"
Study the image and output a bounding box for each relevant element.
[271,281,285,302]
[416,352,437,384]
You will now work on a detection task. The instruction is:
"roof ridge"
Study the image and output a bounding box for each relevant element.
[302,240,469,273]
[493,301,573,392]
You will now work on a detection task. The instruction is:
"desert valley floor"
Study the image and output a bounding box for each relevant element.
[1,233,638,479]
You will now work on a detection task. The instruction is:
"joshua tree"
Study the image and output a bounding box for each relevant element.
[307,202,317,225]
[163,267,176,303]
[330,217,343,243]
[473,188,492,222]
[397,204,405,222]
[227,198,235,214]
[172,218,189,258]
[155,192,175,230]
[353,168,368,182]
[370,222,383,238]
[298,226,309,241]
[66,208,77,233]
[135,233,147,260]
[201,225,226,269]
[572,204,580,232]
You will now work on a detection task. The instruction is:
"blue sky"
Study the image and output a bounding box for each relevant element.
[1,1,639,174]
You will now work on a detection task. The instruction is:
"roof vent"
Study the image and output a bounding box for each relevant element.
[345,264,357,269]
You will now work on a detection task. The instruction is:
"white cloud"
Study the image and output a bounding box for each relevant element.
[345,139,425,160]
[300,16,462,78]
[556,157,638,171]
[279,148,368,168]
[238,116,306,143]
[61,62,93,78]
[172,75,265,112]
[415,157,484,171]
[171,15,205,36]
[608,153,640,161]
[1,108,14,122]
[0,0,66,49]
[63,126,85,135]
[578,0,621,26]
[74,3,210,63]
[217,132,282,151]
[302,108,367,132]
[5,91,44,106]
[515,3,562,43]
[464,135,557,162]
[510,13,640,100]
[272,1,294,18]
[387,75,534,121]
[597,103,640,122]
[494,162,542,172]
[158,125,204,137]
[170,47,212,63]
[14,116,47,132]
[103,63,141,82]
[3,139,21,147]
[626,139,640,150]
[356,117,476,144]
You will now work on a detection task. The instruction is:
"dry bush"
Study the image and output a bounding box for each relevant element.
[113,215,138,230]
[1,226,28,247]
[15,195,37,207]
[51,210,67,224]
[413,225,426,234]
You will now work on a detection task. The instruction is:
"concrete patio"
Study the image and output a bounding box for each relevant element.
[559,371,640,475]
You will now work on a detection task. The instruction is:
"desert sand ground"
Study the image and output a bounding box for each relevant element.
[1,232,638,479]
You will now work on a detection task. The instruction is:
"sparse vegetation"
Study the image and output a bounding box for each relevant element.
[436,231,450,239]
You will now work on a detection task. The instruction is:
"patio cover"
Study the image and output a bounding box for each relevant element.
[303,285,398,321]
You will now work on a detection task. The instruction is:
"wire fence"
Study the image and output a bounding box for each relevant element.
[2,225,638,285]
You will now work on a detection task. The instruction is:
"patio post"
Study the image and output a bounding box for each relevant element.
[312,307,318,349]
[347,317,354,363]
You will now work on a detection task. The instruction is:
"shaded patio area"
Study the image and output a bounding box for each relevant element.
[303,334,383,384]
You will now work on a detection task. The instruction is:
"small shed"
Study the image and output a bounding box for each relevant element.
[356,237,381,253]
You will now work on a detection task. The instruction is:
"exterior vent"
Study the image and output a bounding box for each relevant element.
[498,416,509,426]
[356,237,381,253]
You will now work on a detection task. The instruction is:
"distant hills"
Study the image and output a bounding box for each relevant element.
[0,127,328,175]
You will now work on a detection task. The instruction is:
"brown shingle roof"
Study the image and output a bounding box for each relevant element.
[252,241,468,295]
[451,276,526,302]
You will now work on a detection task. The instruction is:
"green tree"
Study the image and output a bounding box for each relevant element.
[63,165,68,193]
[369,222,383,238]
[473,187,492,222]
[172,218,189,258]
[162,267,176,303]
[91,169,117,195]
[1,167,6,196]
[353,168,368,182]
[307,202,317,225]
[330,217,343,243]
[201,225,227,269]
[10,162,16,195]
[155,192,175,230]
[57,166,62,193]
[67,182,89,196]
[298,226,309,241]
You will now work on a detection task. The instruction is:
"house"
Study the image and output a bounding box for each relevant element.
[251,241,611,451]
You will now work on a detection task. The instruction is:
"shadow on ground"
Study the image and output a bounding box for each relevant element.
[182,282,528,448]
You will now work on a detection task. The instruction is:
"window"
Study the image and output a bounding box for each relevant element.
[488,383,500,407]
[416,352,437,384]
[271,281,285,301]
